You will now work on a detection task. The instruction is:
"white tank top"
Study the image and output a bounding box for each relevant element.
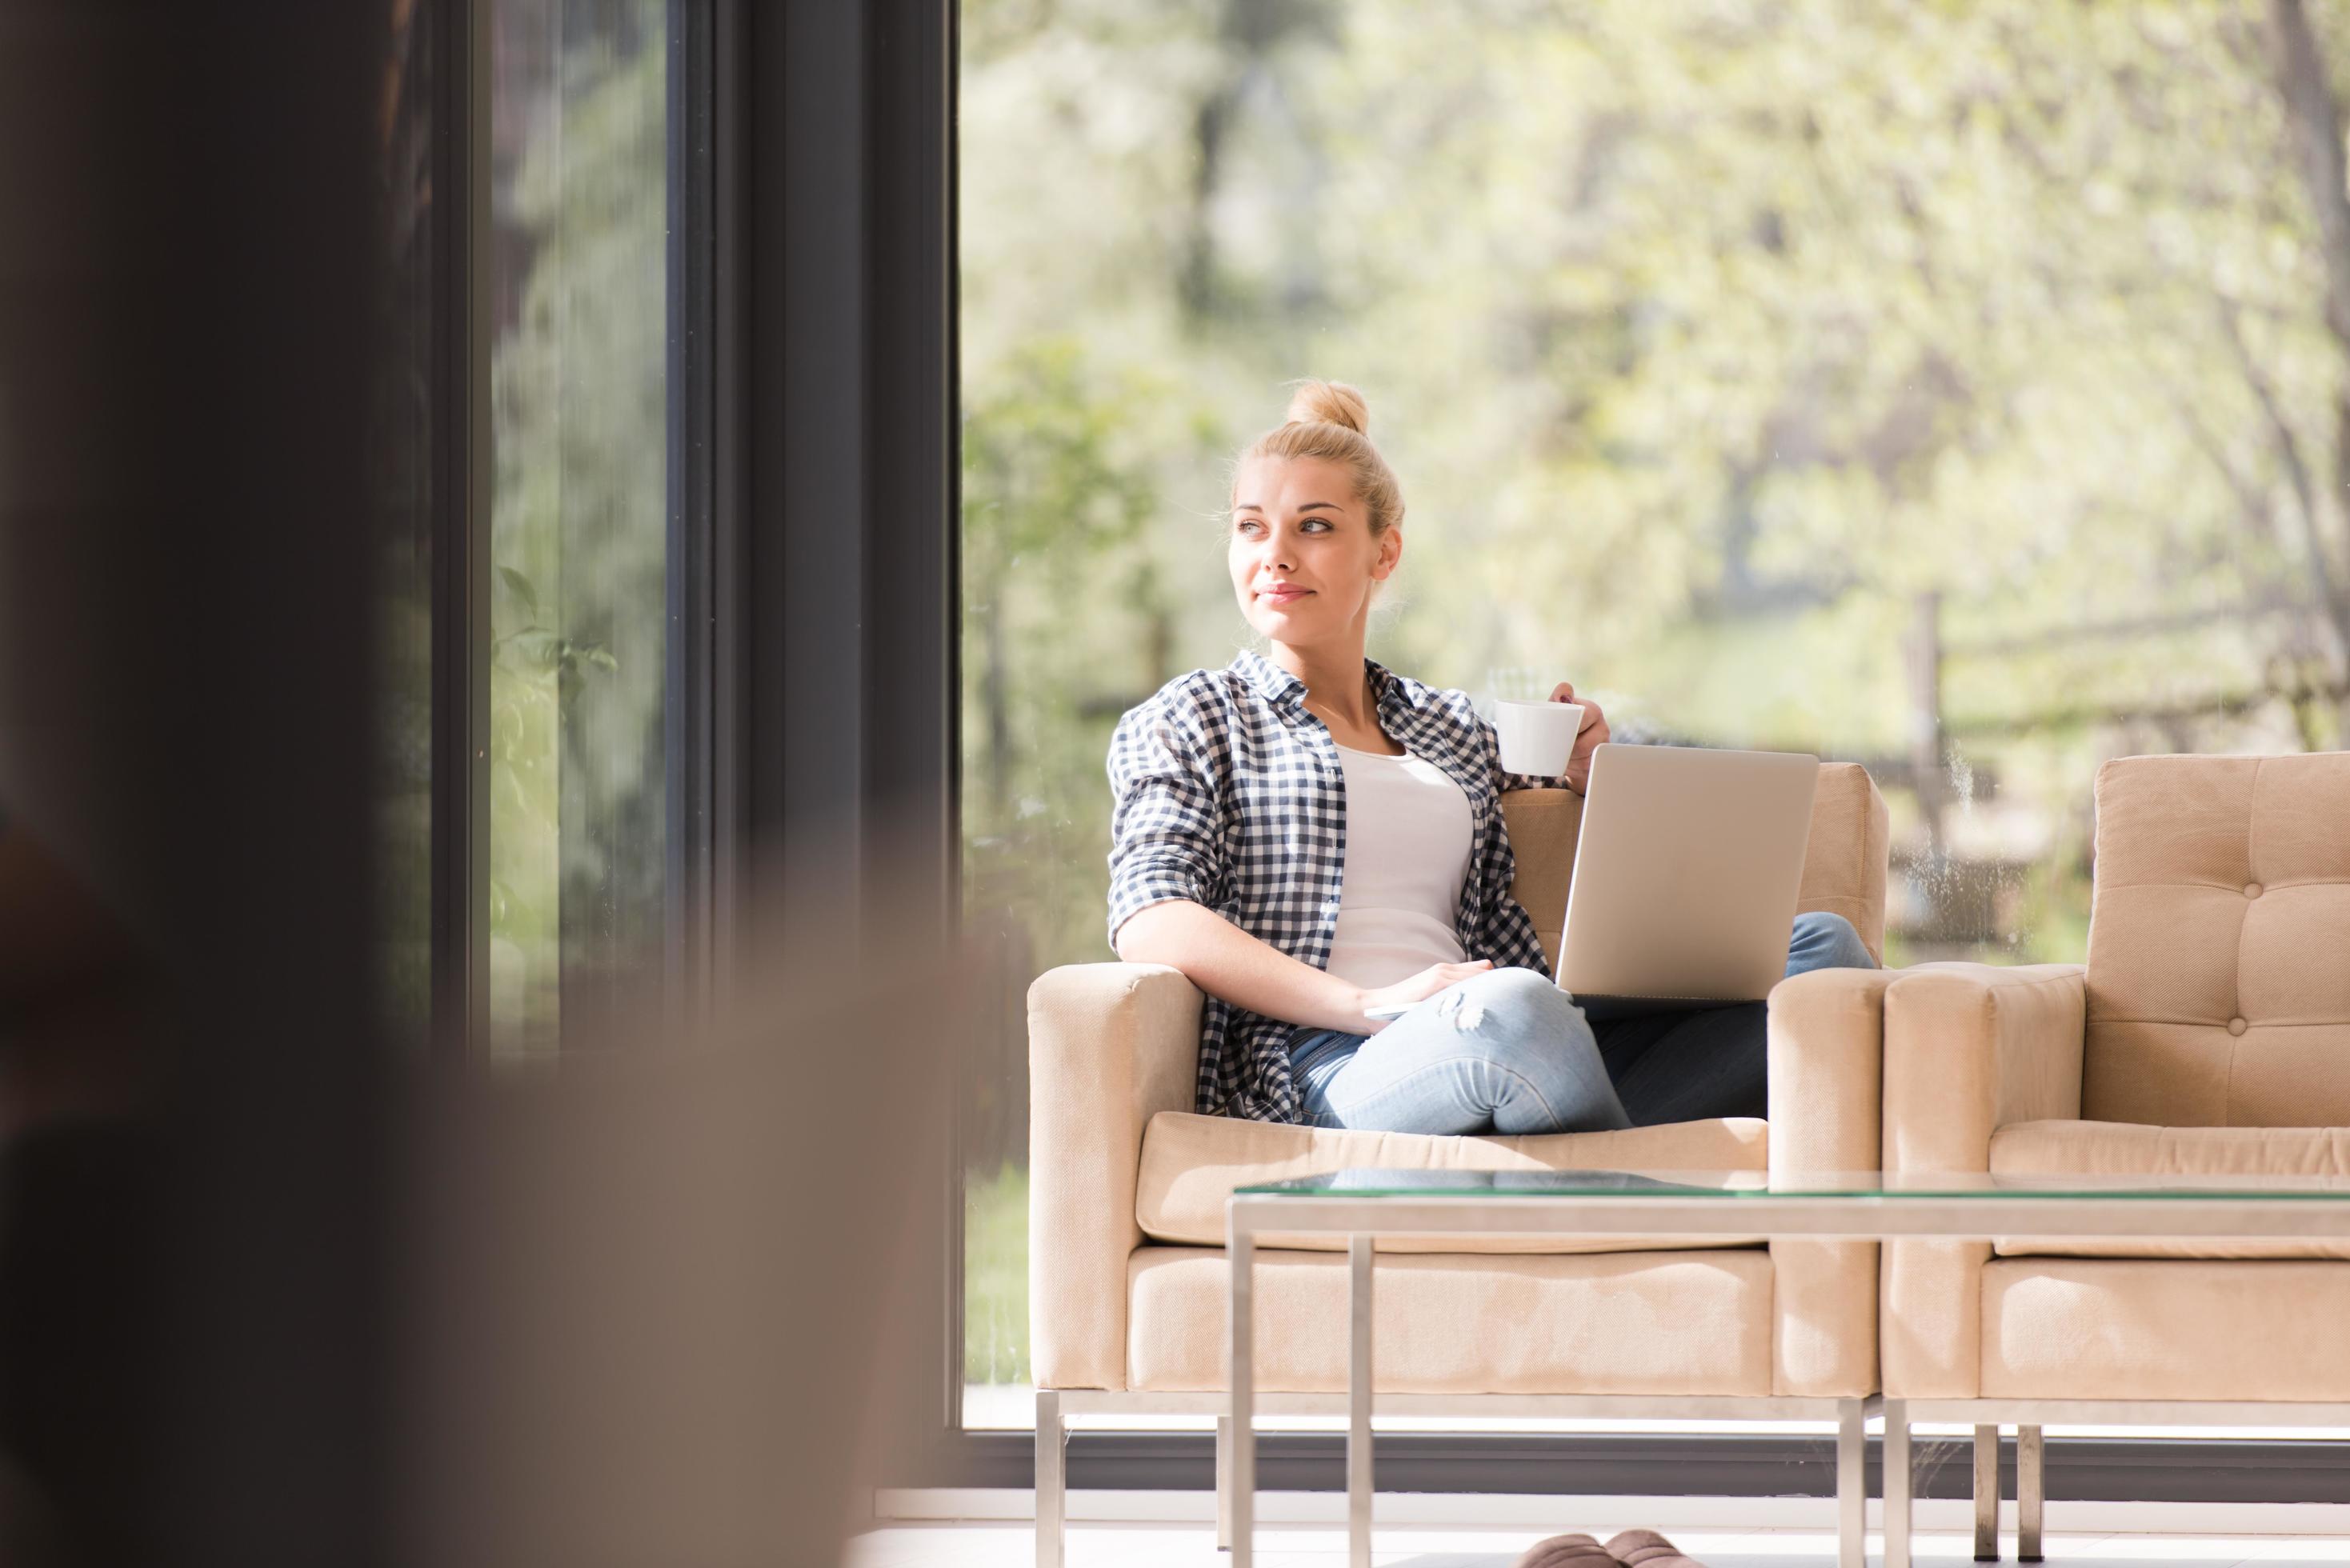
[1323,741,1475,991]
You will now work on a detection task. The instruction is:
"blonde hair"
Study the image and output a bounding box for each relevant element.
[1228,378,1406,546]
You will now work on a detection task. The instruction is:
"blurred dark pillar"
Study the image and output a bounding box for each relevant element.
[731,0,963,1479]
[0,3,388,1566]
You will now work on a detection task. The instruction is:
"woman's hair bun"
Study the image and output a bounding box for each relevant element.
[1281,378,1370,436]
[1234,376,1403,546]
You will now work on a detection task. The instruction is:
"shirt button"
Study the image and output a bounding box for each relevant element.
[2228,1017,2248,1036]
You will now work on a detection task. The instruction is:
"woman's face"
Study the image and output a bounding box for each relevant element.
[1227,455,1399,648]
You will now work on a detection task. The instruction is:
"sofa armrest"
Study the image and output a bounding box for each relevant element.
[1764,966,1896,1396]
[1026,962,1202,1391]
[1880,962,2086,1396]
[1768,966,1896,1178]
[1884,963,2088,1174]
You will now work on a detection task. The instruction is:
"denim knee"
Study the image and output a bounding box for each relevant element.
[1436,965,1580,1035]
[1455,962,1559,1005]
[1789,910,1876,973]
[1439,967,1619,1132]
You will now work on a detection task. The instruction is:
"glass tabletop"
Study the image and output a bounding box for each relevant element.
[1234,1168,2350,1200]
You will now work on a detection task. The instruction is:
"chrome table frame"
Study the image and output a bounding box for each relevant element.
[1215,1185,2350,1568]
[1033,1386,1874,1568]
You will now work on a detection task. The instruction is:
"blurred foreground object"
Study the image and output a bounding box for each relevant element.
[405,805,968,1568]
[2,4,386,1564]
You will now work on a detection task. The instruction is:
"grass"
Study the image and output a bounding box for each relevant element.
[963,1159,1031,1387]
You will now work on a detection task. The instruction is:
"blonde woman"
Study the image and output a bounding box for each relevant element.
[1105,380,1874,1130]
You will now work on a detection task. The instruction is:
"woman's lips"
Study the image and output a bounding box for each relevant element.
[1259,587,1311,605]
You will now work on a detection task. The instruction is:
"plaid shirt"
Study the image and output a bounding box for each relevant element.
[1105,645,1575,1123]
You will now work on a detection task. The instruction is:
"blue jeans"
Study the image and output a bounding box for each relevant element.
[1284,911,1878,1134]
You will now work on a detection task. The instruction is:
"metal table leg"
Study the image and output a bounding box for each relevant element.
[1230,1228,1255,1568]
[1348,1234,1373,1568]
[1035,1389,1064,1568]
[1216,1414,1235,1552]
[1884,1398,1912,1568]
[1836,1398,1866,1568]
[1974,1424,2002,1560]
[2017,1426,2044,1562]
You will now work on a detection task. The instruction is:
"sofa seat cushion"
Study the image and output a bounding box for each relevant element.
[1988,1119,2350,1259]
[1981,1257,2350,1399]
[1127,1245,1774,1394]
[1135,1110,1768,1254]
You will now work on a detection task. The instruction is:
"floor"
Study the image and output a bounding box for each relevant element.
[844,1526,2350,1567]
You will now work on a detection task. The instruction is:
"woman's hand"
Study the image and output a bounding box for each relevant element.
[1542,680,1610,795]
[1355,959,1493,1032]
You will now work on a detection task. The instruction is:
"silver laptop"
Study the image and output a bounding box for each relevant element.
[1553,742,1817,1012]
[1357,742,1818,1021]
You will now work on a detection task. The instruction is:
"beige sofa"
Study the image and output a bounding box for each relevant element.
[1876,753,2350,1561]
[1027,764,1890,1565]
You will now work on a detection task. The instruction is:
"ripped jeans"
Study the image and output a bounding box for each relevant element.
[1283,911,1877,1134]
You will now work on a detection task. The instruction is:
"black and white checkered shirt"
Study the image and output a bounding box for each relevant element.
[1106,645,1575,1123]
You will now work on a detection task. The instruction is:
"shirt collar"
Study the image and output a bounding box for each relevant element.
[1228,646,1409,722]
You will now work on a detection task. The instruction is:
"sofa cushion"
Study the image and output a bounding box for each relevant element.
[1981,1257,2350,1399]
[1135,1110,1768,1254]
[2083,754,2350,1127]
[1988,1119,2350,1259]
[1127,1245,1774,1394]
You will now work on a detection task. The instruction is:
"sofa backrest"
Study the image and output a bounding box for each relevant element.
[2084,753,2350,1126]
[1499,760,1889,974]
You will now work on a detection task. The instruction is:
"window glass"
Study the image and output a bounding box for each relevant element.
[489,0,670,1056]
[959,0,2350,1418]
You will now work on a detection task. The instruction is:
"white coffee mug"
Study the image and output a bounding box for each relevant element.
[1492,698,1585,777]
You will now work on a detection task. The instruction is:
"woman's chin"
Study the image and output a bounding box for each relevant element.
[1243,603,1317,638]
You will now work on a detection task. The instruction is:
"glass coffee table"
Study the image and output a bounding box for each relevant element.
[1225,1167,2350,1568]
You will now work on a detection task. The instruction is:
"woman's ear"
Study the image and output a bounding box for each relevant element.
[1375,525,1403,579]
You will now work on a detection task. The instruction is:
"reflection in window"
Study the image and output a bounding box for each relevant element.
[489,0,668,1056]
[959,0,2350,1414]
[370,0,437,1054]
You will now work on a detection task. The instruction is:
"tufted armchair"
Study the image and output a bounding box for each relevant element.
[1876,752,2350,1558]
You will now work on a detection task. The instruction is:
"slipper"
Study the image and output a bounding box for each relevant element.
[1514,1533,1621,1568]
[1605,1527,1707,1568]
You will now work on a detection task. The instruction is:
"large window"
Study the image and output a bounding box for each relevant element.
[958,0,2350,1414]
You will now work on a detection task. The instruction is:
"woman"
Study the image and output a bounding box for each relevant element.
[1105,379,1876,1131]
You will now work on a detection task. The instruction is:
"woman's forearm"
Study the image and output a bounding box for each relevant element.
[1115,898,1371,1034]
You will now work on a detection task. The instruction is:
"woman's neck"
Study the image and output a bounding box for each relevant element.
[1269,640,1375,731]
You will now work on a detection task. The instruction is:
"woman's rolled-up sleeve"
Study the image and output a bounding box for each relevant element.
[1104,699,1225,952]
